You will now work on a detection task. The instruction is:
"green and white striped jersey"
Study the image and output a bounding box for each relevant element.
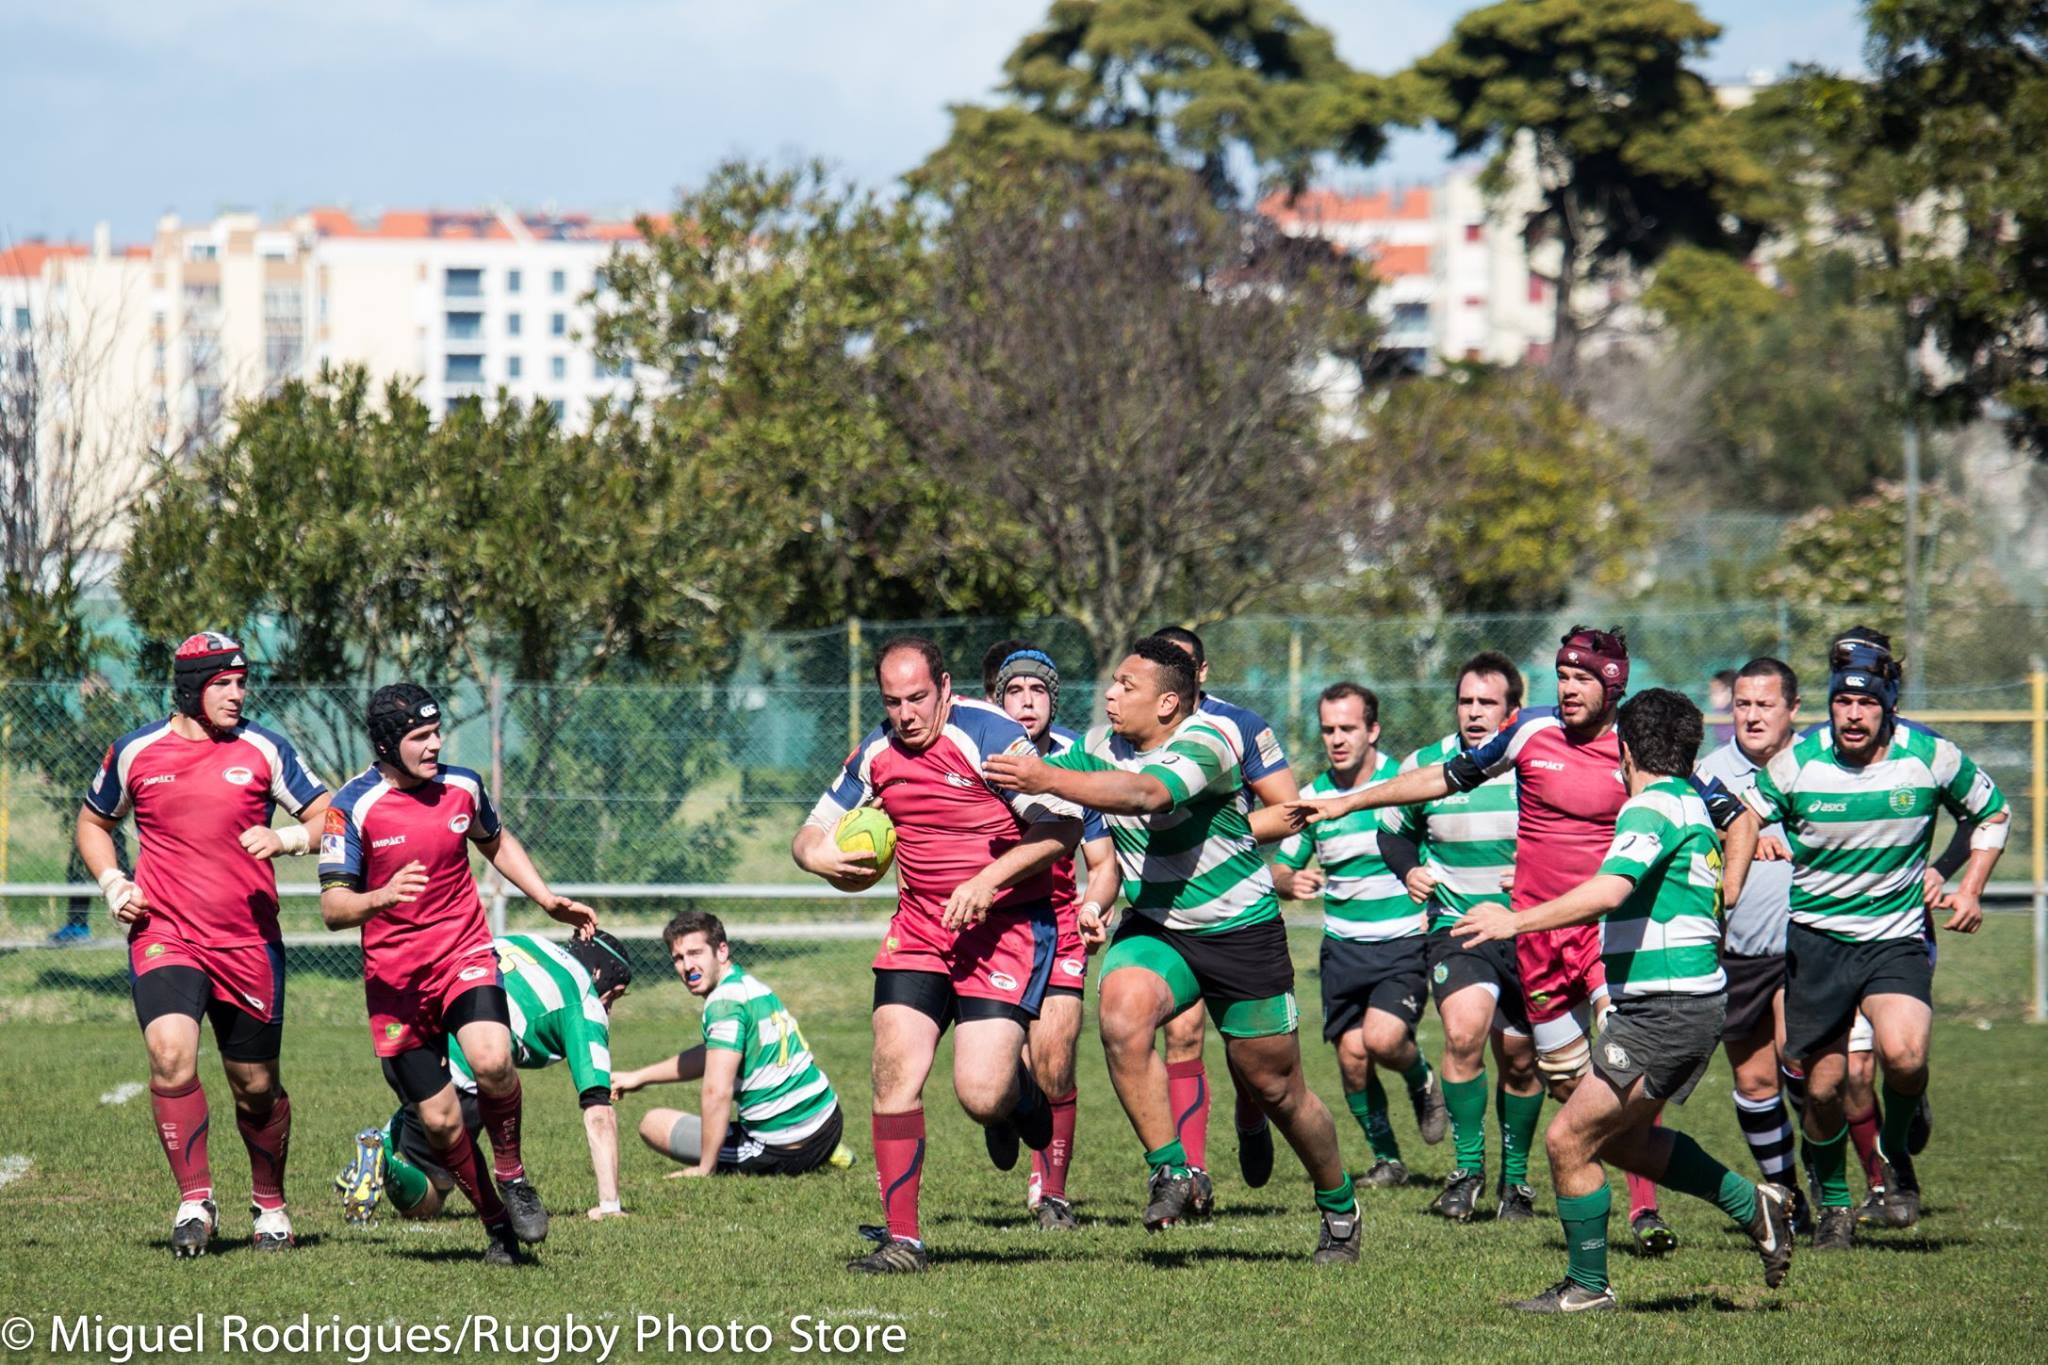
[1740,719,2006,943]
[1050,717,1279,935]
[1597,777,1726,997]
[1378,734,1519,932]
[701,962,839,1145]
[449,934,612,1099]
[1277,755,1422,942]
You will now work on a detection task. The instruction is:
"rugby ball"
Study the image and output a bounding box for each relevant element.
[833,806,896,890]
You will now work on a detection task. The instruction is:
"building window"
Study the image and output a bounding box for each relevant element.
[550,312,566,337]
[1464,223,1483,243]
[1392,302,1428,329]
[507,268,522,294]
[12,307,27,332]
[1463,295,1484,310]
[550,269,566,294]
[1528,276,1548,304]
[548,399,566,422]
[446,353,485,383]
[508,355,523,379]
[507,313,522,337]
[596,357,631,380]
[445,311,484,341]
[550,356,567,380]
[592,268,608,292]
[445,268,484,298]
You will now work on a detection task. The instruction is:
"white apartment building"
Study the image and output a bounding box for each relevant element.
[1259,168,1555,373]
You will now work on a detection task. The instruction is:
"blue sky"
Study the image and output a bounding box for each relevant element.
[2,1,1866,243]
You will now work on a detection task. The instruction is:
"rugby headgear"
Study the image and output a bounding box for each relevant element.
[1827,626,1901,716]
[365,682,442,768]
[1557,625,1630,708]
[995,648,1061,720]
[566,930,634,1000]
[172,632,248,720]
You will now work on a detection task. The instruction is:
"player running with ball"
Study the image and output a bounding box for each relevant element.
[77,632,329,1256]
[793,638,1081,1274]
[319,683,597,1265]
[1453,689,1792,1312]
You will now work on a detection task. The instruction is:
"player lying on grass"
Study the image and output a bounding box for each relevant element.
[320,683,597,1265]
[77,632,330,1257]
[1453,688,1793,1312]
[613,912,854,1178]
[985,638,1361,1265]
[336,931,635,1222]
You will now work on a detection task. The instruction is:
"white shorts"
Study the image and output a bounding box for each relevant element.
[1849,1010,1873,1054]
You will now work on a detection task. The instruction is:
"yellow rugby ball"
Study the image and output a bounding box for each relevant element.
[834,806,897,885]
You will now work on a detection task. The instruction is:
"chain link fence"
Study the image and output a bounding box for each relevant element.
[3,603,2042,1021]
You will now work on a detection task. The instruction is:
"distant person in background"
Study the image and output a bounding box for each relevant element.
[1708,670,1737,748]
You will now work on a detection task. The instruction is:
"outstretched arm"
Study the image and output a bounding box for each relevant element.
[985,748,1174,815]
[1317,763,1453,818]
[677,1048,742,1179]
[1452,875,1633,945]
[582,1104,623,1217]
[479,829,595,938]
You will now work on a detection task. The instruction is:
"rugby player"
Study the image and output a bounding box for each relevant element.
[1739,629,2007,1248]
[981,641,1118,1229]
[1376,652,1544,1222]
[793,638,1080,1274]
[1306,628,1684,1252]
[1455,688,1792,1311]
[320,683,598,1265]
[76,632,329,1256]
[1694,658,1812,1230]
[985,638,1362,1265]
[614,913,852,1178]
[1273,682,1446,1189]
[337,930,636,1222]
[1150,626,1296,1207]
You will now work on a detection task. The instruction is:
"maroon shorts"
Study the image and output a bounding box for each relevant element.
[130,926,284,1024]
[873,902,1058,1015]
[365,943,501,1057]
[1517,924,1607,1025]
[1046,899,1089,995]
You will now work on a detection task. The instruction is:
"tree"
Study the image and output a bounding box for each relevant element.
[888,170,1401,668]
[923,0,1403,203]
[1335,367,1648,614]
[1412,0,1767,379]
[592,160,1042,640]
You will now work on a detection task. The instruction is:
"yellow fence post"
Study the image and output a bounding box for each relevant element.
[847,618,863,751]
[2032,668,2046,1024]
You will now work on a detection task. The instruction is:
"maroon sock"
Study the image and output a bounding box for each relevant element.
[1166,1060,1209,1169]
[1234,1088,1267,1132]
[236,1092,291,1211]
[150,1079,213,1201]
[1628,1111,1663,1220]
[872,1108,926,1244]
[1039,1091,1077,1200]
[429,1126,507,1227]
[1847,1105,1884,1188]
[476,1079,525,1183]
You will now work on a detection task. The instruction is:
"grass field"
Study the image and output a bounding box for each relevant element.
[2,916,2045,1364]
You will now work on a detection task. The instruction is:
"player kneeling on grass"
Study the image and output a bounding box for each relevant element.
[336,930,635,1224]
[1453,688,1793,1312]
[320,683,598,1265]
[613,912,853,1177]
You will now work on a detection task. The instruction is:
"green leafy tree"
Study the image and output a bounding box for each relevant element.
[924,0,1403,202]
[1412,0,1767,378]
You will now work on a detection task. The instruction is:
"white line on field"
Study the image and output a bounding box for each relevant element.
[99,1081,145,1105]
[0,1155,30,1190]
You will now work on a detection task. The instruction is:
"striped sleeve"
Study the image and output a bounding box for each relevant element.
[1599,798,1678,884]
[1141,723,1231,808]
[805,733,878,830]
[1933,739,2006,822]
[702,997,749,1053]
[1045,743,1113,774]
[1275,830,1313,870]
[1741,750,1797,826]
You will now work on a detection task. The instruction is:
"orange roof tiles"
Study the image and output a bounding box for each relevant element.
[1368,243,1432,278]
[0,241,90,277]
[298,208,646,244]
[1259,187,1434,226]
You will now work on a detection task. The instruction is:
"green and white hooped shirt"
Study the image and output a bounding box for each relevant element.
[1277,755,1423,942]
[701,963,840,1145]
[1740,719,2006,944]
[1597,777,1727,997]
[1378,733,1518,933]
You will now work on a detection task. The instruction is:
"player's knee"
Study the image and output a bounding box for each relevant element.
[467,1050,516,1091]
[637,1109,677,1152]
[1536,1036,1590,1092]
[1879,1039,1929,1082]
[1162,1011,1205,1062]
[1032,1049,1077,1098]
[954,1074,1012,1126]
[1361,1017,1410,1064]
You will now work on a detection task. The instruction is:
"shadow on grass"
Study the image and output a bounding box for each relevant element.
[1630,1291,1788,1314]
[1132,1246,1302,1268]
[144,1232,329,1257]
[1845,1235,1969,1253]
[390,1245,504,1265]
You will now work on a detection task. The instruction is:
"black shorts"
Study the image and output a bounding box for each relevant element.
[1784,922,1934,1062]
[131,964,283,1062]
[1111,913,1297,1006]
[389,1091,486,1188]
[1591,993,1726,1104]
[1318,935,1427,1041]
[1424,924,1530,1034]
[1720,952,1786,1043]
[670,1105,845,1176]
[873,970,1033,1030]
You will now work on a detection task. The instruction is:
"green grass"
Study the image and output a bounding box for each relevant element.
[2,918,2046,1363]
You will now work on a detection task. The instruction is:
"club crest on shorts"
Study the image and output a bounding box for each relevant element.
[448,812,472,834]
[384,1022,404,1040]
[1062,959,1085,978]
[1432,962,1449,984]
[144,943,166,959]
[1604,1041,1630,1070]
[459,965,490,982]
[221,765,254,786]
[988,971,1018,991]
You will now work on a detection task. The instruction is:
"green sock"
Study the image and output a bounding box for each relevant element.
[382,1133,432,1213]
[1444,1072,1489,1172]
[1557,1186,1612,1293]
[1660,1130,1757,1224]
[1315,1174,1358,1215]
[1804,1126,1852,1208]
[1144,1137,1190,1178]
[1348,1078,1401,1162]
[1499,1085,1544,1186]
[1400,1056,1432,1095]
[1878,1078,1921,1163]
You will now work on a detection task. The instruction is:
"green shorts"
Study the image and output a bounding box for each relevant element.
[1101,914,1299,1038]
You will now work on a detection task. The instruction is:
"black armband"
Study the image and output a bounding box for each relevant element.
[1443,755,1486,794]
[1378,828,1422,881]
[578,1086,613,1111]
[1690,774,1746,832]
[1932,820,1975,881]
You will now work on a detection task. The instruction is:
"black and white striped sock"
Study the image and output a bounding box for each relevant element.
[1735,1089,1798,1186]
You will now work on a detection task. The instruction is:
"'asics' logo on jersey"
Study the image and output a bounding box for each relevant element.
[372,834,408,849]
[1807,801,1849,814]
